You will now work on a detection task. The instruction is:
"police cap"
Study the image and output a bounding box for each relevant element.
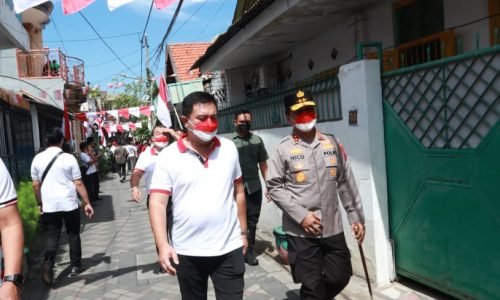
[283,90,316,113]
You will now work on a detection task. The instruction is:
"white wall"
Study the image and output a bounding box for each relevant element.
[222,60,393,286]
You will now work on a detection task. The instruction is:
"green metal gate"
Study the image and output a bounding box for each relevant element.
[382,46,500,299]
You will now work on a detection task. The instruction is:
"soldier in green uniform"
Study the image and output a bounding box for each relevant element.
[230,108,268,266]
[266,90,365,299]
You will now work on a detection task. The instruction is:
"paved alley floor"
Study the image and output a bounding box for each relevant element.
[22,173,442,300]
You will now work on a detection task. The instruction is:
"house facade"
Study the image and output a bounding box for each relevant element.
[195,0,500,299]
[0,0,86,181]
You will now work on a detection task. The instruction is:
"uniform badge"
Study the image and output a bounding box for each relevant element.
[294,163,303,169]
[296,172,306,183]
[330,168,337,178]
[329,156,337,165]
[296,90,305,98]
[322,143,334,149]
[290,148,302,155]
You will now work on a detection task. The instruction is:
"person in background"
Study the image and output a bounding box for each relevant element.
[0,159,25,299]
[79,142,98,205]
[230,108,268,266]
[267,90,365,300]
[114,142,128,183]
[125,139,138,175]
[31,127,94,285]
[149,92,247,299]
[86,137,101,200]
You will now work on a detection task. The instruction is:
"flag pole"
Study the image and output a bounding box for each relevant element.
[165,84,183,130]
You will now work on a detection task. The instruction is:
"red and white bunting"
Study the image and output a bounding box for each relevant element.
[129,107,140,118]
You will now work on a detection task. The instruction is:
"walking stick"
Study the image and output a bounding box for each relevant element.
[358,242,373,299]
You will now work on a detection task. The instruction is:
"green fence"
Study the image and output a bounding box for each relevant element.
[383,45,500,149]
[217,74,341,133]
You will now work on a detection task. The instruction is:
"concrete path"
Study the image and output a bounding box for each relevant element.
[22,174,440,300]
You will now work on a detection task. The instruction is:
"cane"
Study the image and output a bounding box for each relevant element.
[358,242,373,299]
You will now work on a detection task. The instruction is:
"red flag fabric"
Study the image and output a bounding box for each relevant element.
[62,0,95,15]
[156,74,172,127]
[139,106,151,117]
[74,113,88,122]
[118,108,130,119]
[154,0,176,9]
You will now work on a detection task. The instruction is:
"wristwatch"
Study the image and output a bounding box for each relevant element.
[3,274,24,286]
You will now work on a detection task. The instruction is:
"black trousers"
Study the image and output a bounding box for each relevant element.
[176,247,245,300]
[42,208,82,268]
[84,172,99,202]
[117,163,126,180]
[127,157,136,173]
[287,233,352,300]
[245,188,263,253]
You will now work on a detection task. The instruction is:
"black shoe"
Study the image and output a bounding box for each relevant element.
[41,261,54,286]
[245,253,259,266]
[69,265,86,277]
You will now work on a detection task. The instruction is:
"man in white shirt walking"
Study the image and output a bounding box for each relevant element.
[31,127,94,286]
[79,142,99,204]
[149,92,248,299]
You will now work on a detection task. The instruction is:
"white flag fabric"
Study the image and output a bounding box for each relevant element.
[13,0,48,13]
[122,124,130,132]
[129,107,140,118]
[156,74,172,127]
[107,0,138,11]
[107,110,119,121]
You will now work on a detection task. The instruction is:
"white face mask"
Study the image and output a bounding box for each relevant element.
[154,142,168,149]
[295,119,317,132]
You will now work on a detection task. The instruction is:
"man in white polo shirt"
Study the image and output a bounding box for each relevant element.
[0,159,25,299]
[149,91,248,299]
[31,127,94,286]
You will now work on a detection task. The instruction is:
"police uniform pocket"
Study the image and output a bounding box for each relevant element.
[324,155,338,181]
[289,162,309,185]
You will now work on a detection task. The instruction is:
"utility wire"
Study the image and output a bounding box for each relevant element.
[49,17,68,54]
[79,11,139,77]
[169,0,208,40]
[44,32,141,43]
[86,49,141,68]
[193,0,226,41]
[152,0,185,69]
[140,0,155,79]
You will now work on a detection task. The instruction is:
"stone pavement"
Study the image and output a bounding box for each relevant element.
[22,174,440,300]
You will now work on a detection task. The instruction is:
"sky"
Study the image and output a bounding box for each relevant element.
[42,0,236,91]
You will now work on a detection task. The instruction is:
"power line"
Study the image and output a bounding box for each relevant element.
[86,49,141,68]
[169,0,208,40]
[49,17,68,54]
[193,0,227,41]
[79,11,139,77]
[152,0,185,70]
[93,61,143,83]
[140,0,155,79]
[44,32,141,43]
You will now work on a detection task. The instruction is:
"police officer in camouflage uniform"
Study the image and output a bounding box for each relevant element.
[266,90,365,300]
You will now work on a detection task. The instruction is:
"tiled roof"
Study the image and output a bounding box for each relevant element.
[168,43,212,82]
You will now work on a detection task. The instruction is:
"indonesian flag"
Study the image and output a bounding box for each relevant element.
[62,0,95,15]
[62,101,72,142]
[13,0,48,13]
[156,74,172,127]
[154,0,176,10]
[108,0,138,11]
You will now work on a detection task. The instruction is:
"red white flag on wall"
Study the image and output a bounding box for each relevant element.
[62,101,72,142]
[156,74,172,127]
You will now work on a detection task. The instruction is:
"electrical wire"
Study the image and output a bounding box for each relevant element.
[193,0,227,41]
[49,17,68,54]
[44,32,141,43]
[169,0,208,40]
[86,49,141,68]
[79,11,139,77]
[140,0,155,80]
[151,0,185,69]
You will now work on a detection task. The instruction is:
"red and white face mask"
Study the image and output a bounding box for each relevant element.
[188,118,218,142]
[152,135,168,148]
[294,110,317,132]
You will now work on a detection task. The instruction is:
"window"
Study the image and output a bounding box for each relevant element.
[394,0,444,45]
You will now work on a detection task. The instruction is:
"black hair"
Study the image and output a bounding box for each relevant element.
[79,142,88,151]
[182,91,217,117]
[86,137,95,144]
[234,108,252,120]
[46,127,64,146]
